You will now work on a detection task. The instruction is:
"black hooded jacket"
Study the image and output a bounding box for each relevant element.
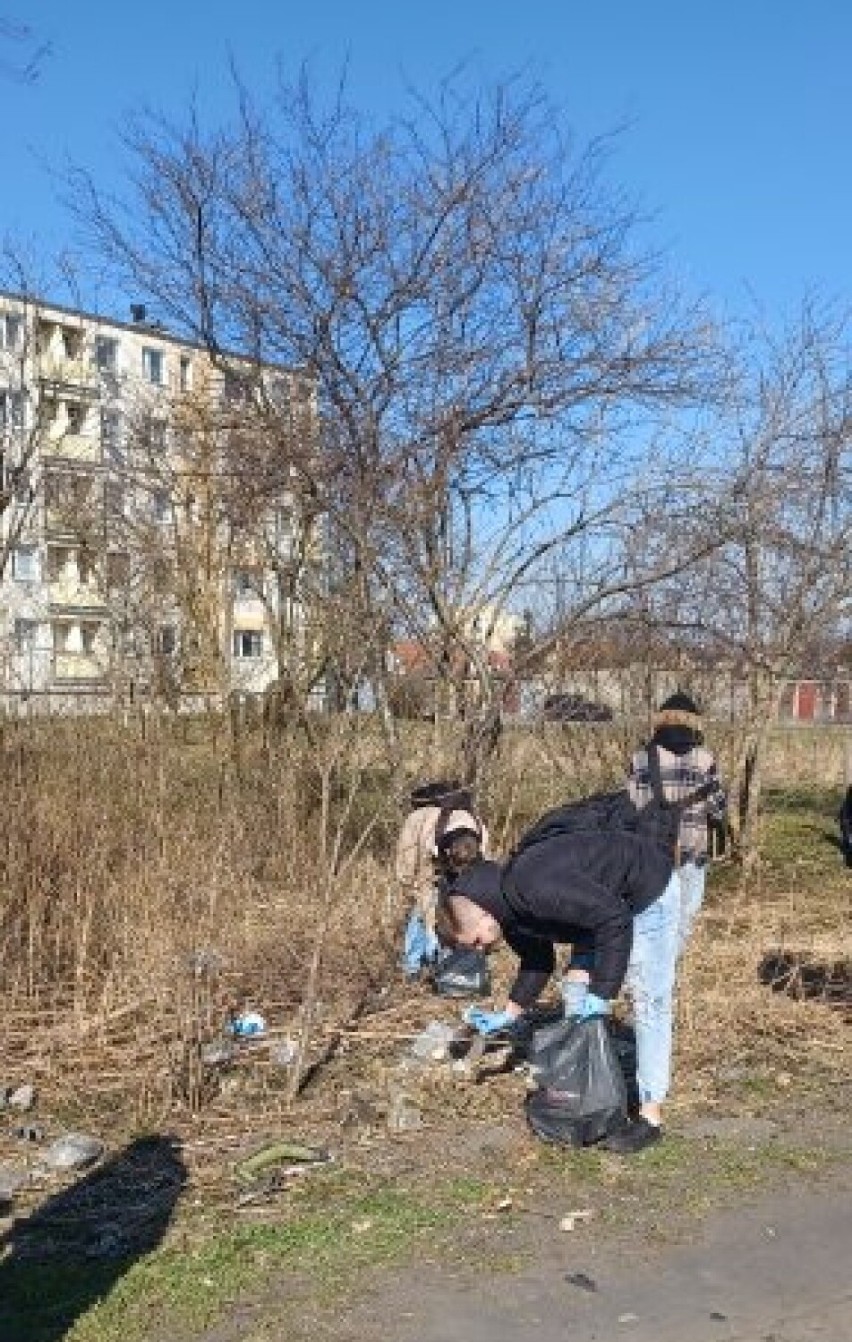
[450,830,673,1007]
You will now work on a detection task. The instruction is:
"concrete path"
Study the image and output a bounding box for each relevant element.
[345,1184,852,1342]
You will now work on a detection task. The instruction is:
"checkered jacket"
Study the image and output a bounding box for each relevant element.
[628,744,727,865]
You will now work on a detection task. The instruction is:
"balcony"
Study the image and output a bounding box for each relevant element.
[45,504,101,540]
[41,431,101,463]
[37,355,100,399]
[47,569,107,611]
[52,651,107,683]
[44,471,101,538]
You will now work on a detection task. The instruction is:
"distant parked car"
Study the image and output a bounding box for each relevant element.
[542,693,613,723]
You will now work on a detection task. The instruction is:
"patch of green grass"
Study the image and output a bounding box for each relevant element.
[529,1130,841,1222]
[0,1173,491,1342]
[743,784,850,900]
[528,1142,604,1182]
[739,1074,778,1099]
[4,1127,845,1342]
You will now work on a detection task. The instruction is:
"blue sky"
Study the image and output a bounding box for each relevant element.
[2,0,851,323]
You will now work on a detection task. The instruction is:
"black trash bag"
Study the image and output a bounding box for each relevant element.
[496,1002,566,1056]
[432,948,491,998]
[608,1018,640,1114]
[524,1017,627,1147]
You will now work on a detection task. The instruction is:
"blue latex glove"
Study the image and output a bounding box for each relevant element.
[578,992,611,1019]
[463,1005,516,1035]
[402,912,440,977]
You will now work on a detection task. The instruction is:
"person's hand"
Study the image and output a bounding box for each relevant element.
[463,1005,516,1035]
[578,992,611,1019]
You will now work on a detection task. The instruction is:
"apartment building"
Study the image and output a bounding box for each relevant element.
[0,292,315,709]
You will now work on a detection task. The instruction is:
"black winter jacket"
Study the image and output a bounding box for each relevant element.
[457,831,673,1007]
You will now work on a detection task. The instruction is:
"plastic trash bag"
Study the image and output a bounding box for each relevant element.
[524,1017,626,1147]
[431,947,491,998]
[42,1133,105,1171]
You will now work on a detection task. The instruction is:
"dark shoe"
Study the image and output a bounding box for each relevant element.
[601,1115,663,1154]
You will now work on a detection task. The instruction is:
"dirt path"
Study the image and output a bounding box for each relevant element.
[339,1178,852,1342]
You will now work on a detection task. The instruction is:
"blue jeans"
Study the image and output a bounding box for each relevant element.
[562,872,681,1105]
[625,873,680,1104]
[677,862,706,953]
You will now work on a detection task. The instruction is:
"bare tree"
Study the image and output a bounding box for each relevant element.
[636,303,852,861]
[0,16,50,84]
[69,67,717,761]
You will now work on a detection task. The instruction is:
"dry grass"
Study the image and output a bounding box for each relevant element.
[673,780,850,1114]
[0,712,401,1125]
[0,713,848,1146]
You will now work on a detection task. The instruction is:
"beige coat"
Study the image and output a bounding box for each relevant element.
[395,805,489,928]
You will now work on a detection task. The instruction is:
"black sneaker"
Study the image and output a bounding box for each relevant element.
[602,1115,663,1154]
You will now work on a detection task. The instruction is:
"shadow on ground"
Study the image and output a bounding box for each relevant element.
[759,949,852,1012]
[0,1134,187,1342]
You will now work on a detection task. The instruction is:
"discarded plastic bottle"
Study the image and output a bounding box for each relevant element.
[269,1038,298,1067]
[387,1088,422,1133]
[228,1011,266,1039]
[409,1020,458,1062]
[201,1039,236,1067]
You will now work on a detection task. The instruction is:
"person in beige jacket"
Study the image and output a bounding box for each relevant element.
[396,781,488,976]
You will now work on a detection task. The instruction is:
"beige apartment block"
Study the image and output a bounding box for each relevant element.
[0,292,317,710]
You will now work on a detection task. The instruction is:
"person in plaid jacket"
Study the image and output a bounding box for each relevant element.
[628,690,727,951]
[560,690,727,1150]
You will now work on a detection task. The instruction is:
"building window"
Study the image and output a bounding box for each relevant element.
[150,555,173,588]
[147,419,166,452]
[61,327,82,359]
[106,551,130,588]
[0,389,25,431]
[52,622,72,653]
[80,623,99,655]
[46,546,72,580]
[95,336,118,373]
[142,347,164,385]
[272,507,295,562]
[48,471,94,514]
[222,368,249,403]
[179,355,192,391]
[1,313,24,351]
[101,410,122,461]
[233,629,263,659]
[35,318,54,356]
[65,401,86,434]
[78,549,96,585]
[11,545,38,581]
[44,473,62,511]
[8,464,32,500]
[157,625,177,655]
[14,618,38,653]
[105,480,126,520]
[233,568,263,598]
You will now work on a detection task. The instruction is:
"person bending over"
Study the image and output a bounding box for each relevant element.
[437,827,678,1154]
